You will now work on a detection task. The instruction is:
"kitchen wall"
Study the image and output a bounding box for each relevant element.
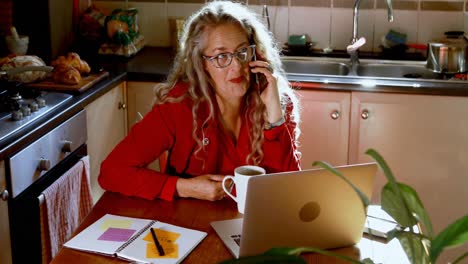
[0,0,13,56]
[92,0,466,52]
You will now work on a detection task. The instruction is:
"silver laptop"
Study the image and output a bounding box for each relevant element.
[211,163,377,258]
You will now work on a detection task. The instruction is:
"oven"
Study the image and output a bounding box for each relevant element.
[0,85,87,263]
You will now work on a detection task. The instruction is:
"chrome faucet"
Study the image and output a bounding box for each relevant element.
[347,0,394,71]
[262,0,270,31]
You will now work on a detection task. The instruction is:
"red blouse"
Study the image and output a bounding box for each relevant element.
[99,82,300,201]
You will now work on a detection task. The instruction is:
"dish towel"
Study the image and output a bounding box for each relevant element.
[41,155,93,261]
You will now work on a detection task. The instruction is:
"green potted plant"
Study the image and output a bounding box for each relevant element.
[221,149,468,264]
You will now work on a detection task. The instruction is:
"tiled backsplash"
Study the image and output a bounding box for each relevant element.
[93,0,468,52]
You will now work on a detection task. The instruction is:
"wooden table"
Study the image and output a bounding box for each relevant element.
[51,192,408,264]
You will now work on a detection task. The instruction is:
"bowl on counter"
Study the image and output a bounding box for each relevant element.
[5,35,29,55]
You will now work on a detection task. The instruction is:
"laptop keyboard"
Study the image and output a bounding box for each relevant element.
[231,234,241,246]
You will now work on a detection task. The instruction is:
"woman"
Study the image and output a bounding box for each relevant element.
[99,1,301,202]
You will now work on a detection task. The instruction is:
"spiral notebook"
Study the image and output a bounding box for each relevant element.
[63,214,207,264]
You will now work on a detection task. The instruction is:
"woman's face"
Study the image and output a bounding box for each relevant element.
[202,23,252,101]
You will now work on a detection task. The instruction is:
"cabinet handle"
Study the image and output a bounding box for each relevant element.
[1,190,9,201]
[118,102,127,110]
[330,110,340,120]
[361,109,370,120]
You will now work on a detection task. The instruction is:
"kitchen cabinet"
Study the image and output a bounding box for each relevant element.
[86,82,127,202]
[298,89,468,258]
[296,90,350,169]
[348,92,468,236]
[126,81,161,171]
[0,161,12,264]
[127,81,159,129]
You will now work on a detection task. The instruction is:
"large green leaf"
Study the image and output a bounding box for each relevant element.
[381,183,417,228]
[381,182,433,237]
[396,183,433,237]
[365,150,417,230]
[430,214,468,263]
[388,229,430,264]
[312,161,370,210]
[386,227,428,242]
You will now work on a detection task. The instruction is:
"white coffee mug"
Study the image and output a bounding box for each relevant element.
[222,165,266,214]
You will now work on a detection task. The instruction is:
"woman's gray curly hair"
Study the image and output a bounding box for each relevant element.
[154,0,300,165]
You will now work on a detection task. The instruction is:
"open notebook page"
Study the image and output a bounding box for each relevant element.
[63,214,153,256]
[118,221,207,264]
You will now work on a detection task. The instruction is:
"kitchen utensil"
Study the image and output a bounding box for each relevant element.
[288,34,308,46]
[0,66,53,83]
[0,66,53,77]
[407,43,427,50]
[5,27,29,55]
[285,34,316,55]
[426,31,468,74]
[286,42,315,55]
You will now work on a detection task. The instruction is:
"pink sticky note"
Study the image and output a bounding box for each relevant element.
[98,227,136,242]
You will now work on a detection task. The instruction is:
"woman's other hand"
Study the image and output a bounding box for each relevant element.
[176,175,226,201]
[249,56,283,124]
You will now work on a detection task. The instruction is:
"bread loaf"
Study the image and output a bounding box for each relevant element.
[52,65,81,85]
[0,55,48,83]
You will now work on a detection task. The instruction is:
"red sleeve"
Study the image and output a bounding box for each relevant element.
[98,101,179,201]
[262,100,301,172]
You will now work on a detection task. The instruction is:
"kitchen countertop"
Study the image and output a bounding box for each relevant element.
[0,47,174,158]
[0,72,126,159]
[97,46,468,97]
[116,47,468,96]
[1,46,468,158]
[286,73,468,96]
[94,46,175,82]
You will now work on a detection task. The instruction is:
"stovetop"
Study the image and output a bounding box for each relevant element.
[0,86,73,143]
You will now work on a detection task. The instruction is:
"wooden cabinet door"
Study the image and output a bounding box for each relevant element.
[0,161,12,264]
[127,81,159,130]
[86,82,127,202]
[127,81,161,171]
[296,90,350,169]
[349,92,468,256]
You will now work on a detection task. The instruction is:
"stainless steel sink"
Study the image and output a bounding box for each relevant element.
[281,57,443,81]
[282,59,350,76]
[281,57,468,88]
[356,64,439,79]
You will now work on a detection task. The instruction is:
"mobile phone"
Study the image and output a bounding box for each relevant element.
[253,52,259,85]
[252,52,267,91]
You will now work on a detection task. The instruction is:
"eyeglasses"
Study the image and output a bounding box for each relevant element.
[203,44,256,68]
